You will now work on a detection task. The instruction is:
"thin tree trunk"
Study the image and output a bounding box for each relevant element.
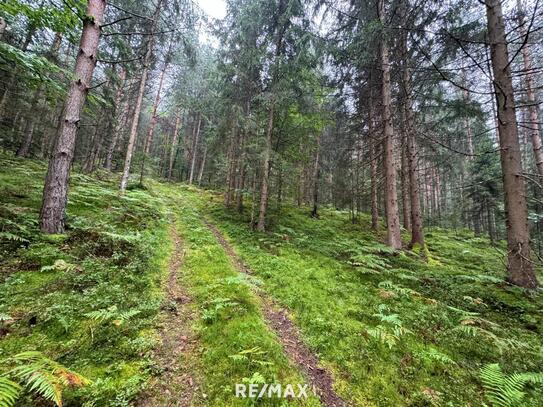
[257,105,274,231]
[400,122,411,231]
[39,0,106,233]
[486,0,538,288]
[119,0,162,192]
[168,114,182,180]
[235,128,247,213]
[104,66,126,170]
[0,17,6,40]
[188,115,201,185]
[16,89,42,157]
[197,145,207,186]
[311,134,322,218]
[379,0,402,249]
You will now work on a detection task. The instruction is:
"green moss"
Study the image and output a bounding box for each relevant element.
[183,187,543,406]
[0,155,171,406]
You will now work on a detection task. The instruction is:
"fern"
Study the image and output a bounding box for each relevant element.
[2,351,90,407]
[0,377,21,407]
[480,363,543,407]
[40,260,79,273]
[0,232,29,243]
[415,347,456,366]
[84,305,140,326]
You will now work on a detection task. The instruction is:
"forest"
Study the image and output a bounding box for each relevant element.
[0,0,543,405]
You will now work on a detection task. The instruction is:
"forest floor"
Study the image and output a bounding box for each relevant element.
[1,154,543,406]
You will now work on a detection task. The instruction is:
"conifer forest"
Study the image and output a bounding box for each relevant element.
[2,0,543,405]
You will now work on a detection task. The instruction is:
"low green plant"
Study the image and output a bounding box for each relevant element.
[0,351,89,407]
[480,363,543,407]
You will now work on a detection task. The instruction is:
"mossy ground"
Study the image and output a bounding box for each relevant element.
[1,155,542,406]
[194,189,543,406]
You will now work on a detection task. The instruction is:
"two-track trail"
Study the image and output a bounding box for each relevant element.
[205,220,347,407]
[138,223,201,407]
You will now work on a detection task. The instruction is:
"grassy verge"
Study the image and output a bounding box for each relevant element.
[0,155,170,406]
[179,188,543,406]
[157,183,321,406]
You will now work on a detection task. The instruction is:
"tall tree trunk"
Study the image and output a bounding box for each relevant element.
[379,0,402,249]
[400,123,411,231]
[16,89,42,157]
[256,0,288,231]
[235,129,247,213]
[39,0,106,233]
[119,0,162,192]
[197,145,207,186]
[369,90,380,231]
[517,0,543,177]
[168,114,182,180]
[144,53,169,156]
[311,134,322,218]
[257,105,274,231]
[188,114,201,185]
[486,0,538,289]
[104,66,126,170]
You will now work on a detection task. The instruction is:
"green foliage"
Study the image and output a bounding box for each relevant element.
[480,363,543,407]
[1,351,89,407]
[0,377,21,407]
[84,306,141,326]
[0,157,169,406]
[199,187,543,406]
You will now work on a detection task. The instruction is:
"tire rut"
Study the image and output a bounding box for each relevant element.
[205,220,347,407]
[138,223,200,407]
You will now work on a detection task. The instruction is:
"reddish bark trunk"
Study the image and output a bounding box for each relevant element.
[486,0,538,289]
[39,0,106,233]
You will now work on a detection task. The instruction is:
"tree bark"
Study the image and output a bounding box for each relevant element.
[517,0,543,177]
[119,0,163,192]
[188,114,201,185]
[379,0,402,249]
[104,66,126,170]
[39,0,106,233]
[197,145,207,186]
[168,114,182,180]
[257,105,274,231]
[311,134,322,218]
[486,0,538,288]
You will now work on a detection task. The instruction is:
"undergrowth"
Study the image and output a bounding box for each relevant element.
[0,155,170,406]
[187,189,543,406]
[2,154,542,406]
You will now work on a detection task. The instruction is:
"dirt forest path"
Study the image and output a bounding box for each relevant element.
[138,222,201,407]
[205,220,347,407]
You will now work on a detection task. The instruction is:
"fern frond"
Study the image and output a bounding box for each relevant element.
[6,351,90,407]
[480,363,543,407]
[0,377,21,407]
